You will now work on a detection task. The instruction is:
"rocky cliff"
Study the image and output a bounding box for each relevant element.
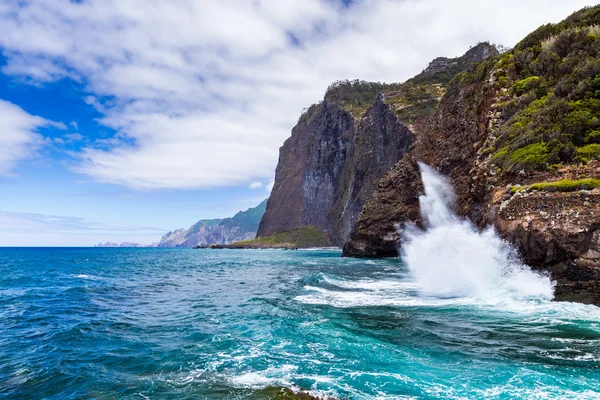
[344,6,600,304]
[258,43,497,246]
[158,200,267,247]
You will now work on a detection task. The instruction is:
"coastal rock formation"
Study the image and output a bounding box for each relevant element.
[258,43,496,246]
[158,199,267,247]
[256,101,354,244]
[344,6,600,304]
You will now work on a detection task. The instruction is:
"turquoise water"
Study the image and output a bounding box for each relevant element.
[1,247,599,399]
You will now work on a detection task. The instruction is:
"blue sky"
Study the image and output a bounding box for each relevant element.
[0,0,596,246]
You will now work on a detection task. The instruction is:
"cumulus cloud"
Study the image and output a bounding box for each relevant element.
[64,132,84,141]
[0,0,595,189]
[249,181,265,189]
[0,100,63,176]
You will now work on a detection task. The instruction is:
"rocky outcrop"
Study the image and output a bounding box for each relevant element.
[330,95,414,244]
[494,178,600,304]
[343,68,494,257]
[158,200,267,247]
[258,44,496,246]
[410,43,497,85]
[257,101,353,244]
[256,98,412,246]
[344,7,600,304]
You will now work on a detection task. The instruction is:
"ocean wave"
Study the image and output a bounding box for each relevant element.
[70,274,100,280]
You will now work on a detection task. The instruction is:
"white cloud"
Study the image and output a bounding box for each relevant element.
[64,132,84,141]
[0,210,165,246]
[0,0,596,189]
[249,181,264,189]
[0,100,62,176]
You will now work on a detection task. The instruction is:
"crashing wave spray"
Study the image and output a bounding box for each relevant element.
[402,162,554,300]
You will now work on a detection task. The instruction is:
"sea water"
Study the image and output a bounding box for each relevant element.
[1,247,599,399]
[2,166,600,399]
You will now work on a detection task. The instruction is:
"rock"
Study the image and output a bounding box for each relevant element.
[257,95,413,246]
[259,44,498,247]
[341,14,600,304]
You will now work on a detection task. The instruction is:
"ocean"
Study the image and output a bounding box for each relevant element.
[1,247,599,399]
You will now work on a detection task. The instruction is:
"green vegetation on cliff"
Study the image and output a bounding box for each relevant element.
[323,80,402,118]
[233,226,331,249]
[529,178,600,192]
[485,6,600,172]
[409,42,498,85]
[382,83,444,124]
[313,43,498,121]
[511,178,600,193]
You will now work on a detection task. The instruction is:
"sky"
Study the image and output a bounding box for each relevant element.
[0,0,597,246]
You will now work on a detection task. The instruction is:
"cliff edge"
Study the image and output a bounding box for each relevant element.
[344,6,600,305]
[258,43,497,246]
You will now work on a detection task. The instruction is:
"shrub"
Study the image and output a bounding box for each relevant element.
[513,76,541,96]
[298,102,323,124]
[585,130,600,143]
[575,143,600,161]
[507,142,550,170]
[528,178,600,192]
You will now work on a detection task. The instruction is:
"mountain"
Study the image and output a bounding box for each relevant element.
[258,6,600,305]
[95,242,157,248]
[257,43,497,246]
[158,200,267,248]
[344,6,600,304]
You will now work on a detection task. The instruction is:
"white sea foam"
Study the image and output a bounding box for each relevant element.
[296,163,600,322]
[322,276,415,291]
[70,274,99,280]
[402,163,554,301]
[229,364,297,388]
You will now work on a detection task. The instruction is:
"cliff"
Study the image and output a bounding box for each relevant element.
[257,43,497,246]
[158,200,267,247]
[344,6,600,304]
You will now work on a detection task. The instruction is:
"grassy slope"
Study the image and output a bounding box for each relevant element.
[229,226,331,249]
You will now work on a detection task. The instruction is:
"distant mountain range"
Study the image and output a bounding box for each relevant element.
[96,199,268,248]
[95,242,158,248]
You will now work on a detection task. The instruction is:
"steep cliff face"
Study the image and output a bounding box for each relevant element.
[344,6,600,304]
[330,95,413,244]
[256,95,414,246]
[159,200,267,247]
[258,43,496,246]
[257,102,354,241]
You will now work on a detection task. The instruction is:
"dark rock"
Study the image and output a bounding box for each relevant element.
[257,44,498,246]
[257,98,413,246]
[342,11,600,304]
